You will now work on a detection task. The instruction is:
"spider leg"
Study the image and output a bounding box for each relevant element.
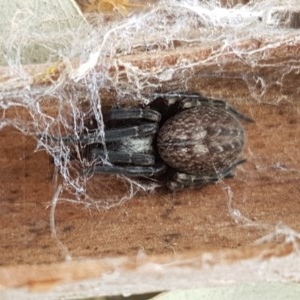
[43,107,161,144]
[152,91,201,106]
[90,148,155,166]
[109,107,161,122]
[105,123,158,142]
[42,106,164,180]
[152,92,254,123]
[39,132,103,144]
[168,159,246,190]
[41,123,158,144]
[180,95,254,123]
[85,162,166,177]
[80,107,162,176]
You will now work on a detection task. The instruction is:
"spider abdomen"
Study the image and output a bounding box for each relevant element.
[157,106,245,175]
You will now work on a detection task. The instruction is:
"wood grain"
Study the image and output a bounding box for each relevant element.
[0,33,300,295]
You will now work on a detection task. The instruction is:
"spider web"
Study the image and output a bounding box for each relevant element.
[0,0,300,263]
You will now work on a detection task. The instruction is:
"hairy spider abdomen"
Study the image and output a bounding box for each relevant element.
[157,105,245,175]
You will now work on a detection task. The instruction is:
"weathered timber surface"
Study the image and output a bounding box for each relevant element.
[1,35,300,107]
[0,36,300,295]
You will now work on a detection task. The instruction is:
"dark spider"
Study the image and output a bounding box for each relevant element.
[46,92,253,190]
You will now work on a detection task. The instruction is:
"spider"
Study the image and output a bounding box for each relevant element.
[47,92,253,190]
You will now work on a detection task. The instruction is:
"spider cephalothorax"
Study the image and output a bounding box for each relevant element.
[47,92,253,189]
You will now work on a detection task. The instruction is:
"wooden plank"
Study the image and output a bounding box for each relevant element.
[0,31,300,297]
